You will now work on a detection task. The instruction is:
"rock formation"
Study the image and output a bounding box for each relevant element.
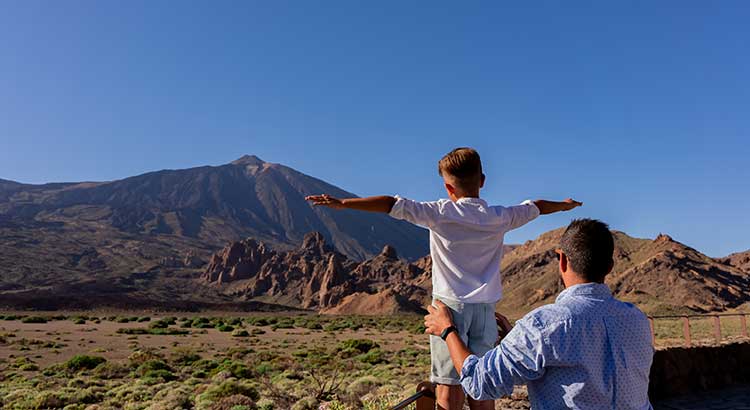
[203,232,428,314]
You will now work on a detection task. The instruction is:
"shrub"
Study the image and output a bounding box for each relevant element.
[216,324,235,332]
[149,319,171,329]
[21,316,48,324]
[65,355,106,371]
[93,361,128,379]
[338,339,379,354]
[197,380,259,404]
[213,359,253,379]
[135,359,172,375]
[73,318,86,325]
[231,329,249,337]
[137,316,151,322]
[357,348,385,365]
[250,328,265,336]
[171,348,202,366]
[143,368,177,382]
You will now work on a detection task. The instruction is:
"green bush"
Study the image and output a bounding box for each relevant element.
[137,316,151,322]
[232,329,250,337]
[135,359,172,376]
[338,339,379,354]
[217,324,235,332]
[357,348,385,365]
[65,355,106,371]
[149,319,170,329]
[213,359,253,379]
[198,380,259,403]
[93,361,128,379]
[21,316,48,324]
[72,318,86,325]
[143,368,177,381]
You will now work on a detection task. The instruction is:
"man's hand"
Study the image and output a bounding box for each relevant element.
[424,300,454,336]
[305,194,345,209]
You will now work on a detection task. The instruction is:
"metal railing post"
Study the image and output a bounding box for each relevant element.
[713,315,721,344]
[682,316,691,347]
[648,317,655,346]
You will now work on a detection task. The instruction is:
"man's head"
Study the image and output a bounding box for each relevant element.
[557,219,615,285]
[438,147,485,200]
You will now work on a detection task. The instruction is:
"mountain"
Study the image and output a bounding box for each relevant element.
[497,230,750,316]
[0,155,427,262]
[717,250,750,274]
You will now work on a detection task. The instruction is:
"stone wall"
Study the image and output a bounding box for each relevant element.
[649,342,750,400]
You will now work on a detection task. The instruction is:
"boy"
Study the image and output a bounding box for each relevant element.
[306,147,581,410]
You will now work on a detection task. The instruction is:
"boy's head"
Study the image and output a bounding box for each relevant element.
[557,218,615,285]
[438,147,485,200]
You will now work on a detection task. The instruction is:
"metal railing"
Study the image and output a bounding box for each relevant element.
[648,312,749,347]
[390,381,435,410]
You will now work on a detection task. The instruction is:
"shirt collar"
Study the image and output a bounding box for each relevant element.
[555,282,612,303]
[456,197,487,206]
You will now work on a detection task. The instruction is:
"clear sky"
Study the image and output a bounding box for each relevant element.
[1,1,748,257]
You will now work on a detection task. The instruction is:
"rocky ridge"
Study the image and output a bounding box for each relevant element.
[203,232,429,314]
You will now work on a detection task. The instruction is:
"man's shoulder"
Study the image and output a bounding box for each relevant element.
[522,303,575,330]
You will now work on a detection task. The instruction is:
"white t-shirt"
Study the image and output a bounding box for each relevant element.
[389,196,540,304]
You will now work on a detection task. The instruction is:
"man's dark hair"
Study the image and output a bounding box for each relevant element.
[560,219,615,283]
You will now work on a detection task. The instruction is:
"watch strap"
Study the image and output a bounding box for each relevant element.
[440,325,457,340]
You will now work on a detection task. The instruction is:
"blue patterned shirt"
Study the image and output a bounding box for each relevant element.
[460,283,654,409]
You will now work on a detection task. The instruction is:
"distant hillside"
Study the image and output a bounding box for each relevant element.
[498,230,750,316]
[716,250,750,274]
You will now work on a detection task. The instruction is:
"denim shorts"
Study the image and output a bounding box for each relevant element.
[430,296,498,385]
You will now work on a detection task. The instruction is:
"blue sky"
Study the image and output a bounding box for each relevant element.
[1,1,748,256]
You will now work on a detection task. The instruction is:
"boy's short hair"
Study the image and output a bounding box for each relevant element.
[438,147,483,191]
[560,219,615,283]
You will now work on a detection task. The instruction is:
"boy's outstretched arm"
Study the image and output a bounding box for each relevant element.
[533,198,583,215]
[305,194,396,213]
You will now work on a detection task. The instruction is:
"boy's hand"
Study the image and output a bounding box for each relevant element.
[305,194,345,209]
[495,312,513,340]
[561,198,583,211]
[534,198,583,215]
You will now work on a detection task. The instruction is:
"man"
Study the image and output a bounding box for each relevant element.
[424,219,654,409]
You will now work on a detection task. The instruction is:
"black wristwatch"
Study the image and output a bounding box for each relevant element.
[440,325,457,341]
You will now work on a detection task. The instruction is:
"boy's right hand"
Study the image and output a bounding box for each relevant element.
[305,194,346,209]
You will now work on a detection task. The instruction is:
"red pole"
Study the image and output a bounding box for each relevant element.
[713,315,721,344]
[648,317,655,346]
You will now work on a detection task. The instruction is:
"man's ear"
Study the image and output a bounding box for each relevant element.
[607,259,614,275]
[559,253,568,274]
[444,182,456,195]
[479,173,486,188]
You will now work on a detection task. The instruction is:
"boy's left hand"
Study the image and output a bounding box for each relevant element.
[305,194,345,209]
[424,300,454,336]
[562,198,583,210]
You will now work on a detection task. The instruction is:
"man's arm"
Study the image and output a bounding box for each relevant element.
[425,301,473,373]
[425,300,548,401]
[533,198,582,215]
[305,194,396,213]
